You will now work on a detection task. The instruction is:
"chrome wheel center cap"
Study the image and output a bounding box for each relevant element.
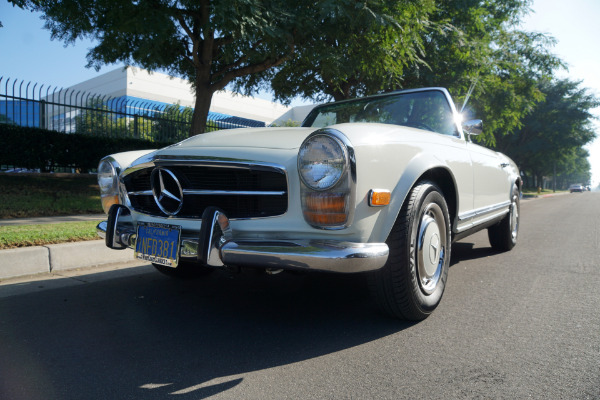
[429,233,440,265]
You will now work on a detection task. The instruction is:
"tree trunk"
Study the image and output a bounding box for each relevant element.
[190,92,212,136]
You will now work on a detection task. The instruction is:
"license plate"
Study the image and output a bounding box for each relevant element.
[135,222,181,268]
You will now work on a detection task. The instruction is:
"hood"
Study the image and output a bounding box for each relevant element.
[169,127,315,151]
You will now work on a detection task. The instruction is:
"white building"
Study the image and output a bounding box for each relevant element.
[62,66,313,126]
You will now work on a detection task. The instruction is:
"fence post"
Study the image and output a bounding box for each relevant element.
[40,100,47,129]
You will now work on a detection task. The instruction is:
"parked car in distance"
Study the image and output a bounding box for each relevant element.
[569,184,585,193]
[96,88,521,321]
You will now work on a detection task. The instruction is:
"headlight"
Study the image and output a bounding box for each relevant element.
[298,134,346,190]
[97,157,121,214]
[298,130,355,229]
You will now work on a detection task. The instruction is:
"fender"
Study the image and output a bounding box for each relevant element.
[368,152,459,243]
[102,149,157,175]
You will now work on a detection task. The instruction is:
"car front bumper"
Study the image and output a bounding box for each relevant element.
[97,205,389,274]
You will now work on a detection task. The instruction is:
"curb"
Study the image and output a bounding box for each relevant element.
[0,240,136,280]
[0,214,105,226]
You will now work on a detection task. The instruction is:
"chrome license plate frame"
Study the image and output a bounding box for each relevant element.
[135,222,181,268]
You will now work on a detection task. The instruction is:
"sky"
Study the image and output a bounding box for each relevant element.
[0,0,599,186]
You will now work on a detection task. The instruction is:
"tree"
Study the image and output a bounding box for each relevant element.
[236,0,436,103]
[495,78,598,187]
[12,0,314,135]
[400,0,564,145]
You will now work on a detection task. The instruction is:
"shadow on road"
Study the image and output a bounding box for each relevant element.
[0,232,510,399]
[451,240,497,267]
[0,267,413,399]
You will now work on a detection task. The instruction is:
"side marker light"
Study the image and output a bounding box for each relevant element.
[369,189,391,207]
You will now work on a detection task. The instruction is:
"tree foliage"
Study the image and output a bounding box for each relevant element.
[235,0,436,103]
[12,0,426,132]
[495,78,598,187]
[13,0,312,134]
[382,0,563,145]
[8,0,596,182]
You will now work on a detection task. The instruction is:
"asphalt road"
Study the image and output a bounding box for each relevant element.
[1,192,599,399]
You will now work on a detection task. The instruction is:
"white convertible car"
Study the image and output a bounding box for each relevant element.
[97,88,520,320]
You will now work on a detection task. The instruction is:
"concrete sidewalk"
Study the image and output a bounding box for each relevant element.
[1,214,138,280]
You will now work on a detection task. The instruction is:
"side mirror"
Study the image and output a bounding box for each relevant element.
[462,119,483,136]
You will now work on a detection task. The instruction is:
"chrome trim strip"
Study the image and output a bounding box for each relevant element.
[183,190,287,196]
[458,200,511,221]
[128,190,287,196]
[125,156,288,178]
[455,208,509,233]
[128,190,153,196]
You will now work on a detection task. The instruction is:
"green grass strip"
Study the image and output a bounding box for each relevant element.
[0,221,102,249]
[0,174,103,219]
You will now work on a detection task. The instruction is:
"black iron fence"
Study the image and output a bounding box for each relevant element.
[0,77,265,143]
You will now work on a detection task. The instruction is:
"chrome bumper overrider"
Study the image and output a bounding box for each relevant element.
[97,205,389,274]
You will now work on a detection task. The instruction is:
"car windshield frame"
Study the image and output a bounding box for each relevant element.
[302,88,461,137]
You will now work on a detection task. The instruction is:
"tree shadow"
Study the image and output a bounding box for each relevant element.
[450,241,497,267]
[0,267,413,399]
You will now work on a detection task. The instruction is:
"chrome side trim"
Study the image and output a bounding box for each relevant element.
[455,208,510,233]
[458,200,511,222]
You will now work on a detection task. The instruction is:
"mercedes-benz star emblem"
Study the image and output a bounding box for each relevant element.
[151,168,183,215]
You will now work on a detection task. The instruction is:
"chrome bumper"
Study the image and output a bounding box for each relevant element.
[97,205,389,274]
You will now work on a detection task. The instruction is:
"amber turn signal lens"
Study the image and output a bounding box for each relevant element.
[101,195,120,214]
[303,211,348,225]
[303,192,348,226]
[304,192,346,212]
[369,190,391,206]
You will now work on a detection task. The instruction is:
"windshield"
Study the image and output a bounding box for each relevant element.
[302,90,459,136]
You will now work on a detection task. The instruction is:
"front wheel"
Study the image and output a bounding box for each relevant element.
[488,186,520,252]
[368,181,451,321]
[152,260,214,279]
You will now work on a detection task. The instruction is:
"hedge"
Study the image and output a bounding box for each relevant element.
[0,124,174,172]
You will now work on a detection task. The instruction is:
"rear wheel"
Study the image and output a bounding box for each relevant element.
[369,181,451,320]
[152,260,214,279]
[488,186,519,251]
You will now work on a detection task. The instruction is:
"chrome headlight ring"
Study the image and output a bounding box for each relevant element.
[98,156,122,214]
[298,129,356,229]
[298,130,350,191]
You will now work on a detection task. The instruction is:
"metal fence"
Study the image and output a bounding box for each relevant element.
[0,77,266,143]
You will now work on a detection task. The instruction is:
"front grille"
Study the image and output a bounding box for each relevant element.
[123,164,288,219]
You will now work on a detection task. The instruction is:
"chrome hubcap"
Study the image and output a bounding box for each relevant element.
[417,203,446,295]
[510,195,519,240]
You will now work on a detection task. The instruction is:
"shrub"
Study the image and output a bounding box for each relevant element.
[0,124,173,172]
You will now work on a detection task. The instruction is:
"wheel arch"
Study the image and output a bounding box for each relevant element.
[370,155,459,243]
[419,167,458,231]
